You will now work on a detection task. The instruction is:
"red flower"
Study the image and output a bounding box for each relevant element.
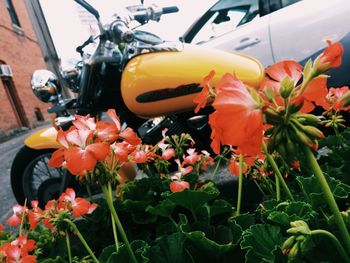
[0,224,3,235]
[260,60,302,98]
[58,188,97,218]
[64,142,110,175]
[319,86,350,111]
[228,157,248,176]
[315,40,344,72]
[300,76,328,113]
[72,114,96,131]
[0,236,37,263]
[120,128,141,145]
[183,148,201,166]
[193,70,215,113]
[7,204,27,227]
[169,181,190,193]
[210,73,263,156]
[95,121,119,143]
[28,201,43,230]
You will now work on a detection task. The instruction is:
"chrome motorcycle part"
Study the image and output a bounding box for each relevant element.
[138,116,185,145]
[31,69,61,103]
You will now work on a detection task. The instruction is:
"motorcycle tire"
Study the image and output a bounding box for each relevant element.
[11,146,69,207]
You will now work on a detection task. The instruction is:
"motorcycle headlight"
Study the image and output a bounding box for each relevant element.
[31,70,61,103]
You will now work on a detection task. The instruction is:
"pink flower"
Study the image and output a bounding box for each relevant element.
[169,181,190,193]
[7,204,27,227]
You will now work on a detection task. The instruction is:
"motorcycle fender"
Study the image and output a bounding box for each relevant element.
[24,127,60,150]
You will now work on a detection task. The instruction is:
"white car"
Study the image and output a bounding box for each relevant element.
[182,0,350,86]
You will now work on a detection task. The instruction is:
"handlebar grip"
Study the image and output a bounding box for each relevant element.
[112,21,134,43]
[162,6,179,14]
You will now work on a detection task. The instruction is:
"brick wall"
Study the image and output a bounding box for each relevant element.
[0,0,50,132]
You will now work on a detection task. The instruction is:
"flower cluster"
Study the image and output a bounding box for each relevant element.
[194,40,350,163]
[0,235,36,263]
[6,188,96,232]
[48,109,141,184]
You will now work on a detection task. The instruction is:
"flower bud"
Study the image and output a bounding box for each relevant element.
[280,76,295,99]
[288,243,299,259]
[263,86,276,102]
[264,108,283,125]
[302,126,325,139]
[296,113,321,125]
[340,90,350,107]
[282,236,296,251]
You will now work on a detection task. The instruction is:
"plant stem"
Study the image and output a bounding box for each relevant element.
[253,180,266,196]
[275,173,281,202]
[108,183,119,253]
[211,158,222,181]
[236,155,244,216]
[262,142,294,201]
[19,199,27,237]
[64,219,99,263]
[111,211,119,252]
[65,230,72,263]
[303,146,350,253]
[101,183,138,263]
[311,229,350,262]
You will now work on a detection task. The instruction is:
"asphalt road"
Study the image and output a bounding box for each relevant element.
[0,125,49,224]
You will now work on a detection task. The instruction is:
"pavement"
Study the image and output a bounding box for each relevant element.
[0,124,50,224]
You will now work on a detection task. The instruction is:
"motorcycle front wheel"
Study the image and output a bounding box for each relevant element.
[11,146,70,207]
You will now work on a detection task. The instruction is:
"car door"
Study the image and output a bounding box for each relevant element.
[187,0,274,67]
[269,0,350,64]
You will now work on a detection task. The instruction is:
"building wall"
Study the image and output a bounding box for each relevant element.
[0,0,50,132]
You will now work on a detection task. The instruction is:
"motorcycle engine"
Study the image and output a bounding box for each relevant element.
[137,116,185,145]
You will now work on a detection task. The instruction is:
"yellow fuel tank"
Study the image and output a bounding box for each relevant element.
[121,44,264,118]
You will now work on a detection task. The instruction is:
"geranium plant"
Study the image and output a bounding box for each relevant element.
[1,40,350,263]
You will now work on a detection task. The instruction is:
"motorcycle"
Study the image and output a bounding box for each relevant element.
[11,0,264,206]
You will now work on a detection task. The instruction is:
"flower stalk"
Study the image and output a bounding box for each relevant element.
[65,230,72,263]
[101,183,138,263]
[64,219,99,263]
[236,155,244,215]
[310,229,350,262]
[262,142,294,201]
[303,146,350,253]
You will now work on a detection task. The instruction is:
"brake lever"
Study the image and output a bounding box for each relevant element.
[76,36,94,56]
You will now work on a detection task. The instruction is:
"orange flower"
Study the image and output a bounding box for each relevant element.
[58,188,97,218]
[260,60,302,99]
[300,76,328,113]
[315,40,343,72]
[319,86,350,111]
[193,70,215,113]
[169,181,190,193]
[210,74,263,156]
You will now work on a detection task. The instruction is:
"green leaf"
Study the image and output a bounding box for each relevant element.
[230,213,255,231]
[297,175,350,208]
[168,188,218,213]
[241,224,284,263]
[99,244,117,263]
[267,201,317,227]
[106,240,150,263]
[145,199,176,218]
[209,199,233,218]
[122,199,157,224]
[149,232,193,263]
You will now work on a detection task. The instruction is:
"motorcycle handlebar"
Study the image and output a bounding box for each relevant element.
[162,6,179,14]
[111,21,134,43]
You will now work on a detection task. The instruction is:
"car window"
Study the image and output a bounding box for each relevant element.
[191,3,259,44]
